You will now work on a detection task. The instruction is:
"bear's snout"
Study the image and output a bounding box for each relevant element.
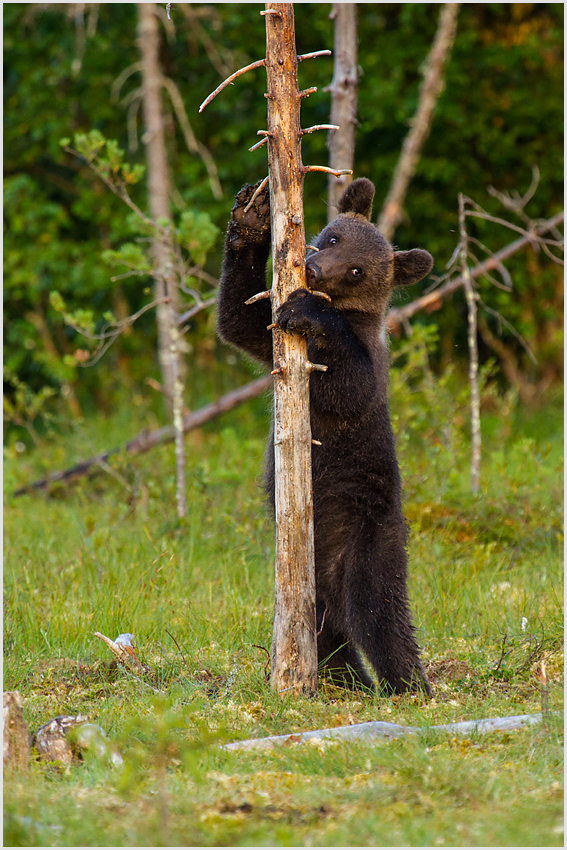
[305,260,322,286]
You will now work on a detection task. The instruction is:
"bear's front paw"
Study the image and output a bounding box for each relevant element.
[276,289,329,337]
[228,181,271,248]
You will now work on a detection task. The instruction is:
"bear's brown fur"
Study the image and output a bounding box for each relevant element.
[217,178,433,694]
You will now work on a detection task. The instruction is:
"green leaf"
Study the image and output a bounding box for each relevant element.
[176,210,220,266]
[49,291,66,313]
[102,243,152,273]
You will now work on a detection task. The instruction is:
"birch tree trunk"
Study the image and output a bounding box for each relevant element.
[327,3,358,221]
[265,2,318,696]
[138,2,186,518]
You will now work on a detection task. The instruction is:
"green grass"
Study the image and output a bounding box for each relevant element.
[3,377,563,847]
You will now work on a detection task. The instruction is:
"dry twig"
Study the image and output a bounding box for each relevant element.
[387,211,564,332]
[199,58,267,113]
[540,661,549,718]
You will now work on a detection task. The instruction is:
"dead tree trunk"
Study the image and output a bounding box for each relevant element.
[327,3,358,221]
[199,3,349,693]
[265,3,318,695]
[138,3,178,403]
[138,2,186,518]
[377,3,459,239]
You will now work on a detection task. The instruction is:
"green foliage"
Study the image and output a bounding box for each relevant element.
[177,209,221,266]
[60,129,220,314]
[49,291,96,338]
[69,130,146,186]
[3,370,57,444]
[101,243,153,274]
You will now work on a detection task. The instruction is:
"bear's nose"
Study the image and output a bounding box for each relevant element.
[305,261,322,286]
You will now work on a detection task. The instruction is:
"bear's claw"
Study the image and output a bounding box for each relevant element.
[229,181,271,246]
[276,288,329,337]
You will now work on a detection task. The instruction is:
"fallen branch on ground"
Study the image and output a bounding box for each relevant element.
[13,376,272,496]
[224,712,548,751]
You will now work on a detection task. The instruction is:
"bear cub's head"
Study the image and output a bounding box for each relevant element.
[306,178,433,317]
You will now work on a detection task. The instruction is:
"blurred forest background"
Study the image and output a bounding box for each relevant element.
[3,2,564,456]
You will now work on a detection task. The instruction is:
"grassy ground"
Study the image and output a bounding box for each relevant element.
[3,360,564,847]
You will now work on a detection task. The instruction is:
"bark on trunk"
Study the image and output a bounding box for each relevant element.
[265,2,318,696]
[3,692,29,772]
[138,3,177,400]
[327,3,358,221]
[138,2,186,517]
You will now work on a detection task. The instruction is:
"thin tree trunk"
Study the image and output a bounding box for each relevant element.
[137,1,186,518]
[138,3,176,398]
[458,193,481,493]
[265,2,318,696]
[378,3,459,239]
[327,3,358,221]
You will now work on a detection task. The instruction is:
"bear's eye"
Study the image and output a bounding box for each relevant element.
[351,267,363,277]
[328,236,337,245]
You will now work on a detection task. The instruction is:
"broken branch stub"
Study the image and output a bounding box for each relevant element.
[265,2,318,696]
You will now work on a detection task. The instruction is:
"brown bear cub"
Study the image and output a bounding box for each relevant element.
[217,177,433,695]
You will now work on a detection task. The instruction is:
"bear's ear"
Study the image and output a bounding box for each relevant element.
[337,178,375,220]
[393,249,433,286]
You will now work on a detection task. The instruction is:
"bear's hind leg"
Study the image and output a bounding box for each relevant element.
[341,522,431,696]
[317,605,374,691]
